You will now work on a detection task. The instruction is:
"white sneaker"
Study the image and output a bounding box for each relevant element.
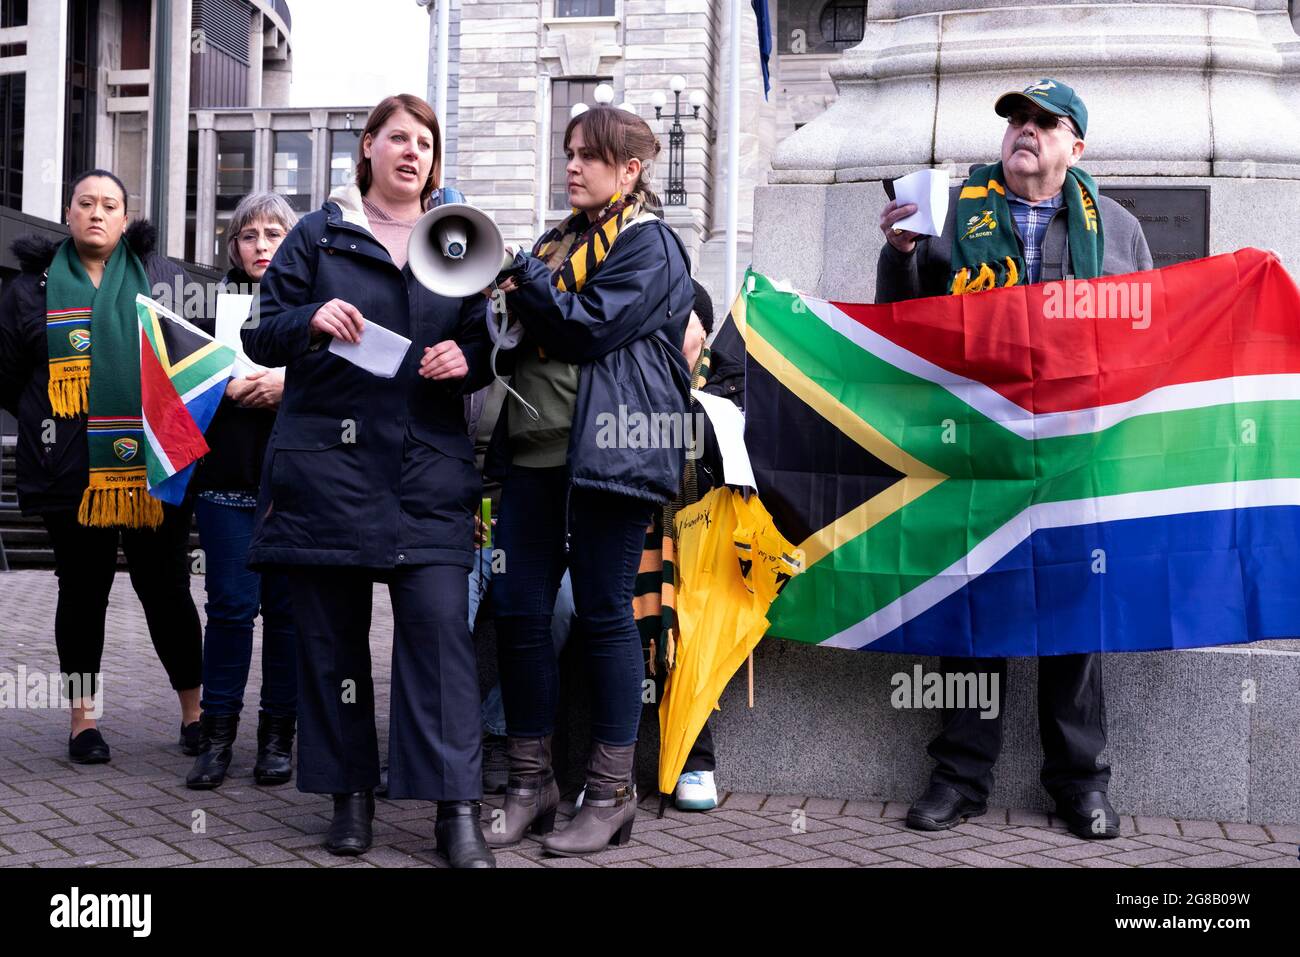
[674,770,718,811]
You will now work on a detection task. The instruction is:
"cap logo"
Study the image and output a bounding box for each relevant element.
[1024,79,1057,97]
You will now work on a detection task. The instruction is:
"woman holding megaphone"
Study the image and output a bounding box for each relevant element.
[241,94,496,868]
[481,105,695,856]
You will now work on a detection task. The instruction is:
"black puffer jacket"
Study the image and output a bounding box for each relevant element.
[0,222,189,514]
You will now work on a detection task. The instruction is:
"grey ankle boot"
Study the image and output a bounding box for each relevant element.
[541,741,637,857]
[481,735,559,848]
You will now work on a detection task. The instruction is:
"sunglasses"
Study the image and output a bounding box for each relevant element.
[1007,109,1077,136]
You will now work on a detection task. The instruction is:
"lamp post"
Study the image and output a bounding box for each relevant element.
[651,76,704,206]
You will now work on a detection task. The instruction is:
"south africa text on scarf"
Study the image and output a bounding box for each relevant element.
[44,238,163,528]
[948,162,1104,294]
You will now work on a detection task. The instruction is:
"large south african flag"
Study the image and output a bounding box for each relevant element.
[135,294,235,505]
[739,247,1300,656]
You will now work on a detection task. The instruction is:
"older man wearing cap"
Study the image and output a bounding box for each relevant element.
[875,79,1153,840]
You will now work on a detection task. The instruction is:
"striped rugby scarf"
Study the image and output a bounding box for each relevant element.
[45,238,162,528]
[533,190,645,293]
[640,347,714,677]
[949,161,1103,294]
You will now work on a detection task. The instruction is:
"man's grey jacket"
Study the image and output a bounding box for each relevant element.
[875,181,1153,304]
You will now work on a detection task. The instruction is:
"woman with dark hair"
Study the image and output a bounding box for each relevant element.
[0,169,203,763]
[482,105,695,856]
[185,190,300,790]
[241,94,496,868]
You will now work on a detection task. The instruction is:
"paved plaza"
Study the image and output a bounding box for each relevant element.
[0,571,1295,869]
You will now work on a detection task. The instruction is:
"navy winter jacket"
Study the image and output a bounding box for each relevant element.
[488,215,696,505]
[241,194,494,569]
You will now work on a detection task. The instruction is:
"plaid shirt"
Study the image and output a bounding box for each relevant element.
[1005,188,1063,283]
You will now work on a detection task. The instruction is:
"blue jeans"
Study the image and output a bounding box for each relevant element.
[477,567,574,737]
[492,466,653,746]
[194,498,297,717]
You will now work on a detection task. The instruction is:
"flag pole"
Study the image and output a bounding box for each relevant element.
[725,0,742,310]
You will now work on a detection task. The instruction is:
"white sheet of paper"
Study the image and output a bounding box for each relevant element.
[891,168,950,238]
[214,293,270,378]
[691,388,756,491]
[328,321,411,379]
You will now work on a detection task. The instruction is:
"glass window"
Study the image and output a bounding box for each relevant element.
[818,1,867,49]
[0,0,28,29]
[0,72,24,210]
[273,131,313,212]
[556,0,613,16]
[550,78,610,210]
[62,0,98,205]
[330,130,361,189]
[215,130,255,261]
[184,130,198,262]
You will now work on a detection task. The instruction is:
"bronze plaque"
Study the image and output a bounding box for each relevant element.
[1099,186,1210,268]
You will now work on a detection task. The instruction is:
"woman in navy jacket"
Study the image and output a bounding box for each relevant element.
[481,105,695,856]
[241,94,495,868]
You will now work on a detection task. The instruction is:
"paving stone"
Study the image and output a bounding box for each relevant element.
[0,571,1290,871]
[1134,816,1181,836]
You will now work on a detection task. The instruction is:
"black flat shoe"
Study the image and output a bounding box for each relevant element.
[179,720,204,756]
[435,801,496,869]
[68,728,110,764]
[253,712,295,786]
[325,791,374,857]
[1054,790,1120,840]
[905,782,987,831]
[185,713,239,790]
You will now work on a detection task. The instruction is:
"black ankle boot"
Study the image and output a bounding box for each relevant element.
[185,713,239,790]
[436,801,495,869]
[253,712,295,786]
[325,791,374,857]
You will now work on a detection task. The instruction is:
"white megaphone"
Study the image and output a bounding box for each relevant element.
[406,203,515,298]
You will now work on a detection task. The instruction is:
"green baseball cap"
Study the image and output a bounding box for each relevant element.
[994,78,1087,139]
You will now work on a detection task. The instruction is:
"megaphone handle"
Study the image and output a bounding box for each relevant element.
[487,293,541,422]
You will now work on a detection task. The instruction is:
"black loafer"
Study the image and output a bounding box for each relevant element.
[68,728,111,764]
[435,801,496,868]
[1054,790,1120,840]
[905,782,987,831]
[179,720,205,756]
[324,791,375,857]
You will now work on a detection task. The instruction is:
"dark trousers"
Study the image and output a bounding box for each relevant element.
[492,466,654,747]
[287,563,481,800]
[41,504,202,698]
[927,653,1110,802]
[193,499,296,718]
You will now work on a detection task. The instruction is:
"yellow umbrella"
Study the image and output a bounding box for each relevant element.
[658,487,801,795]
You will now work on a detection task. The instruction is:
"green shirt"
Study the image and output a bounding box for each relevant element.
[508,347,580,467]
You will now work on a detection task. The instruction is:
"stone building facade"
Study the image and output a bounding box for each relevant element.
[425,0,857,306]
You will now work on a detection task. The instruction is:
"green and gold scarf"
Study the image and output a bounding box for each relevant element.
[45,238,162,528]
[949,162,1103,294]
